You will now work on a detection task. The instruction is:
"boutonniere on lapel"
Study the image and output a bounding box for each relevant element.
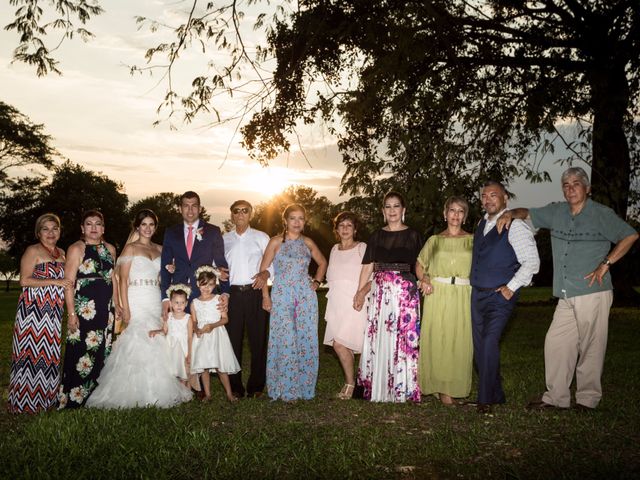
[195,227,204,241]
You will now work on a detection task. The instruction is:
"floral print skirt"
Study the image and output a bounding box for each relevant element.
[358,271,421,402]
[58,276,114,408]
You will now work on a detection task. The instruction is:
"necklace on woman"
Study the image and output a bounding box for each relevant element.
[40,242,61,260]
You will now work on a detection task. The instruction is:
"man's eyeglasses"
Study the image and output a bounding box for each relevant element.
[232,207,250,214]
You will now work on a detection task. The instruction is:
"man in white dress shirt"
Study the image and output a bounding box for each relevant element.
[223,200,271,398]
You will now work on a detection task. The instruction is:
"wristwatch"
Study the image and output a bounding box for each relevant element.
[601,258,611,266]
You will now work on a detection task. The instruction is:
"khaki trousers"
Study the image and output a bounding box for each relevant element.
[542,290,613,408]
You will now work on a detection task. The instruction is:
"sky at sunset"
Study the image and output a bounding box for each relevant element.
[1,0,571,226]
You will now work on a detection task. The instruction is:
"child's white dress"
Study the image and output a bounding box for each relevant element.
[166,313,190,380]
[190,296,241,374]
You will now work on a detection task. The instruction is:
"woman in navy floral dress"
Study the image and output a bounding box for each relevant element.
[259,204,327,401]
[353,192,423,402]
[58,210,117,408]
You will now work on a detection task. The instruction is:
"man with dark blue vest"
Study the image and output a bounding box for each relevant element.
[470,181,540,413]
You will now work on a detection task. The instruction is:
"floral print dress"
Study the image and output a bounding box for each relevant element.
[357,228,423,402]
[59,242,114,408]
[266,237,319,401]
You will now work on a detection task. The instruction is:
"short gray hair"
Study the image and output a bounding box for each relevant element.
[561,167,590,189]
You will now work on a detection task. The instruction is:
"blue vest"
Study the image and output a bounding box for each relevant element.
[471,219,520,289]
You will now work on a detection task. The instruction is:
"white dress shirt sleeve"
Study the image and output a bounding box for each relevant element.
[506,219,540,292]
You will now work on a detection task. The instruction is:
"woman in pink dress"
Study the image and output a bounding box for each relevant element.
[323,212,368,400]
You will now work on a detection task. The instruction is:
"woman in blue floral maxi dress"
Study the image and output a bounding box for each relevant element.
[259,204,327,401]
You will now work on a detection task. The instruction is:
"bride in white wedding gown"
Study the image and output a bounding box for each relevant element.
[87,210,192,409]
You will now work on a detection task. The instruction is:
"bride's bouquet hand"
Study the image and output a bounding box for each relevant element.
[165,259,176,274]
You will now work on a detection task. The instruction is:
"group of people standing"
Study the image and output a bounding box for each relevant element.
[7,166,638,414]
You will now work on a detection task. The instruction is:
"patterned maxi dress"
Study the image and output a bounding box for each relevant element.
[58,242,115,408]
[266,237,319,401]
[8,262,65,413]
[358,228,423,402]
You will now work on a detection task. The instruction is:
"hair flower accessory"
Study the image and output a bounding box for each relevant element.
[166,283,192,298]
[195,227,204,241]
[194,265,222,279]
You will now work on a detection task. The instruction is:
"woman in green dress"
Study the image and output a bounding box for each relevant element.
[416,196,473,405]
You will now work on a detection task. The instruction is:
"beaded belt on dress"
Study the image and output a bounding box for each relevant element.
[128,279,161,286]
[374,263,410,272]
[432,276,470,286]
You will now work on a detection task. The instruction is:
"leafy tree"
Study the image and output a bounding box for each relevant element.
[241,0,640,223]
[0,101,58,188]
[0,250,18,291]
[5,0,104,76]
[0,161,129,256]
[251,185,335,260]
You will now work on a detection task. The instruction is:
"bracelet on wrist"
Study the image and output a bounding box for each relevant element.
[601,257,612,266]
[312,279,321,285]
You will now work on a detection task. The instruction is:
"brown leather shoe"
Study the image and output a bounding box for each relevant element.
[526,399,560,411]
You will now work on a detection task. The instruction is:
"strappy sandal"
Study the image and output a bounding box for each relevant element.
[336,384,355,400]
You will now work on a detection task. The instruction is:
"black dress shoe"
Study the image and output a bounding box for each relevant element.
[477,403,492,414]
[574,403,595,412]
[526,399,560,411]
[248,392,264,399]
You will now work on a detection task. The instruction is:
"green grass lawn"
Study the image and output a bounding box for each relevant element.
[0,286,638,479]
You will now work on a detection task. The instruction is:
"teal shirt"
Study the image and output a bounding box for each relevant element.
[530,199,637,299]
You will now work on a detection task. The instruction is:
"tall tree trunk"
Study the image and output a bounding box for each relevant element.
[589,62,638,305]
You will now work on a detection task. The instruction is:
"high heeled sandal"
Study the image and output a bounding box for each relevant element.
[336,384,355,400]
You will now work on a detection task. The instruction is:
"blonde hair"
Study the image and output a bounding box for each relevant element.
[443,196,470,222]
[34,213,61,239]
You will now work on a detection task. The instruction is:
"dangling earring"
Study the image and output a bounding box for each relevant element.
[402,212,405,223]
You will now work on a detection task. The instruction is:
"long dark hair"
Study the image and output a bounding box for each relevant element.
[281,204,306,242]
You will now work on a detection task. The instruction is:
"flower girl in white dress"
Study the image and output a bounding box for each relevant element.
[190,266,240,402]
[149,284,193,385]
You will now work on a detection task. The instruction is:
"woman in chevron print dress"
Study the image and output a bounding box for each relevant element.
[8,214,73,414]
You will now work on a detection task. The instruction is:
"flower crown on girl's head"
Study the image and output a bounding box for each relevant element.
[166,283,192,298]
[194,265,222,279]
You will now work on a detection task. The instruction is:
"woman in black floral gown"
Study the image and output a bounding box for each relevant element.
[58,210,117,408]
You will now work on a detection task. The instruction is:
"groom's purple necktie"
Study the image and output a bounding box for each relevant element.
[186,226,194,259]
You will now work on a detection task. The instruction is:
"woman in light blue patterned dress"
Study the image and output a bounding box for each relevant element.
[259,204,327,401]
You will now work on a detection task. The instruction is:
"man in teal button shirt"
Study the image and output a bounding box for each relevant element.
[498,167,638,410]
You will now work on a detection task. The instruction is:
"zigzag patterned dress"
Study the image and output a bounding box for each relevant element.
[8,261,65,414]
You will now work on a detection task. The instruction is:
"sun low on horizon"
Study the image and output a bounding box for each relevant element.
[245,166,294,198]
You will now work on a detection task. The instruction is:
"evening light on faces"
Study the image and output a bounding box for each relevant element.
[138,218,157,237]
[180,198,200,224]
[286,211,306,232]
